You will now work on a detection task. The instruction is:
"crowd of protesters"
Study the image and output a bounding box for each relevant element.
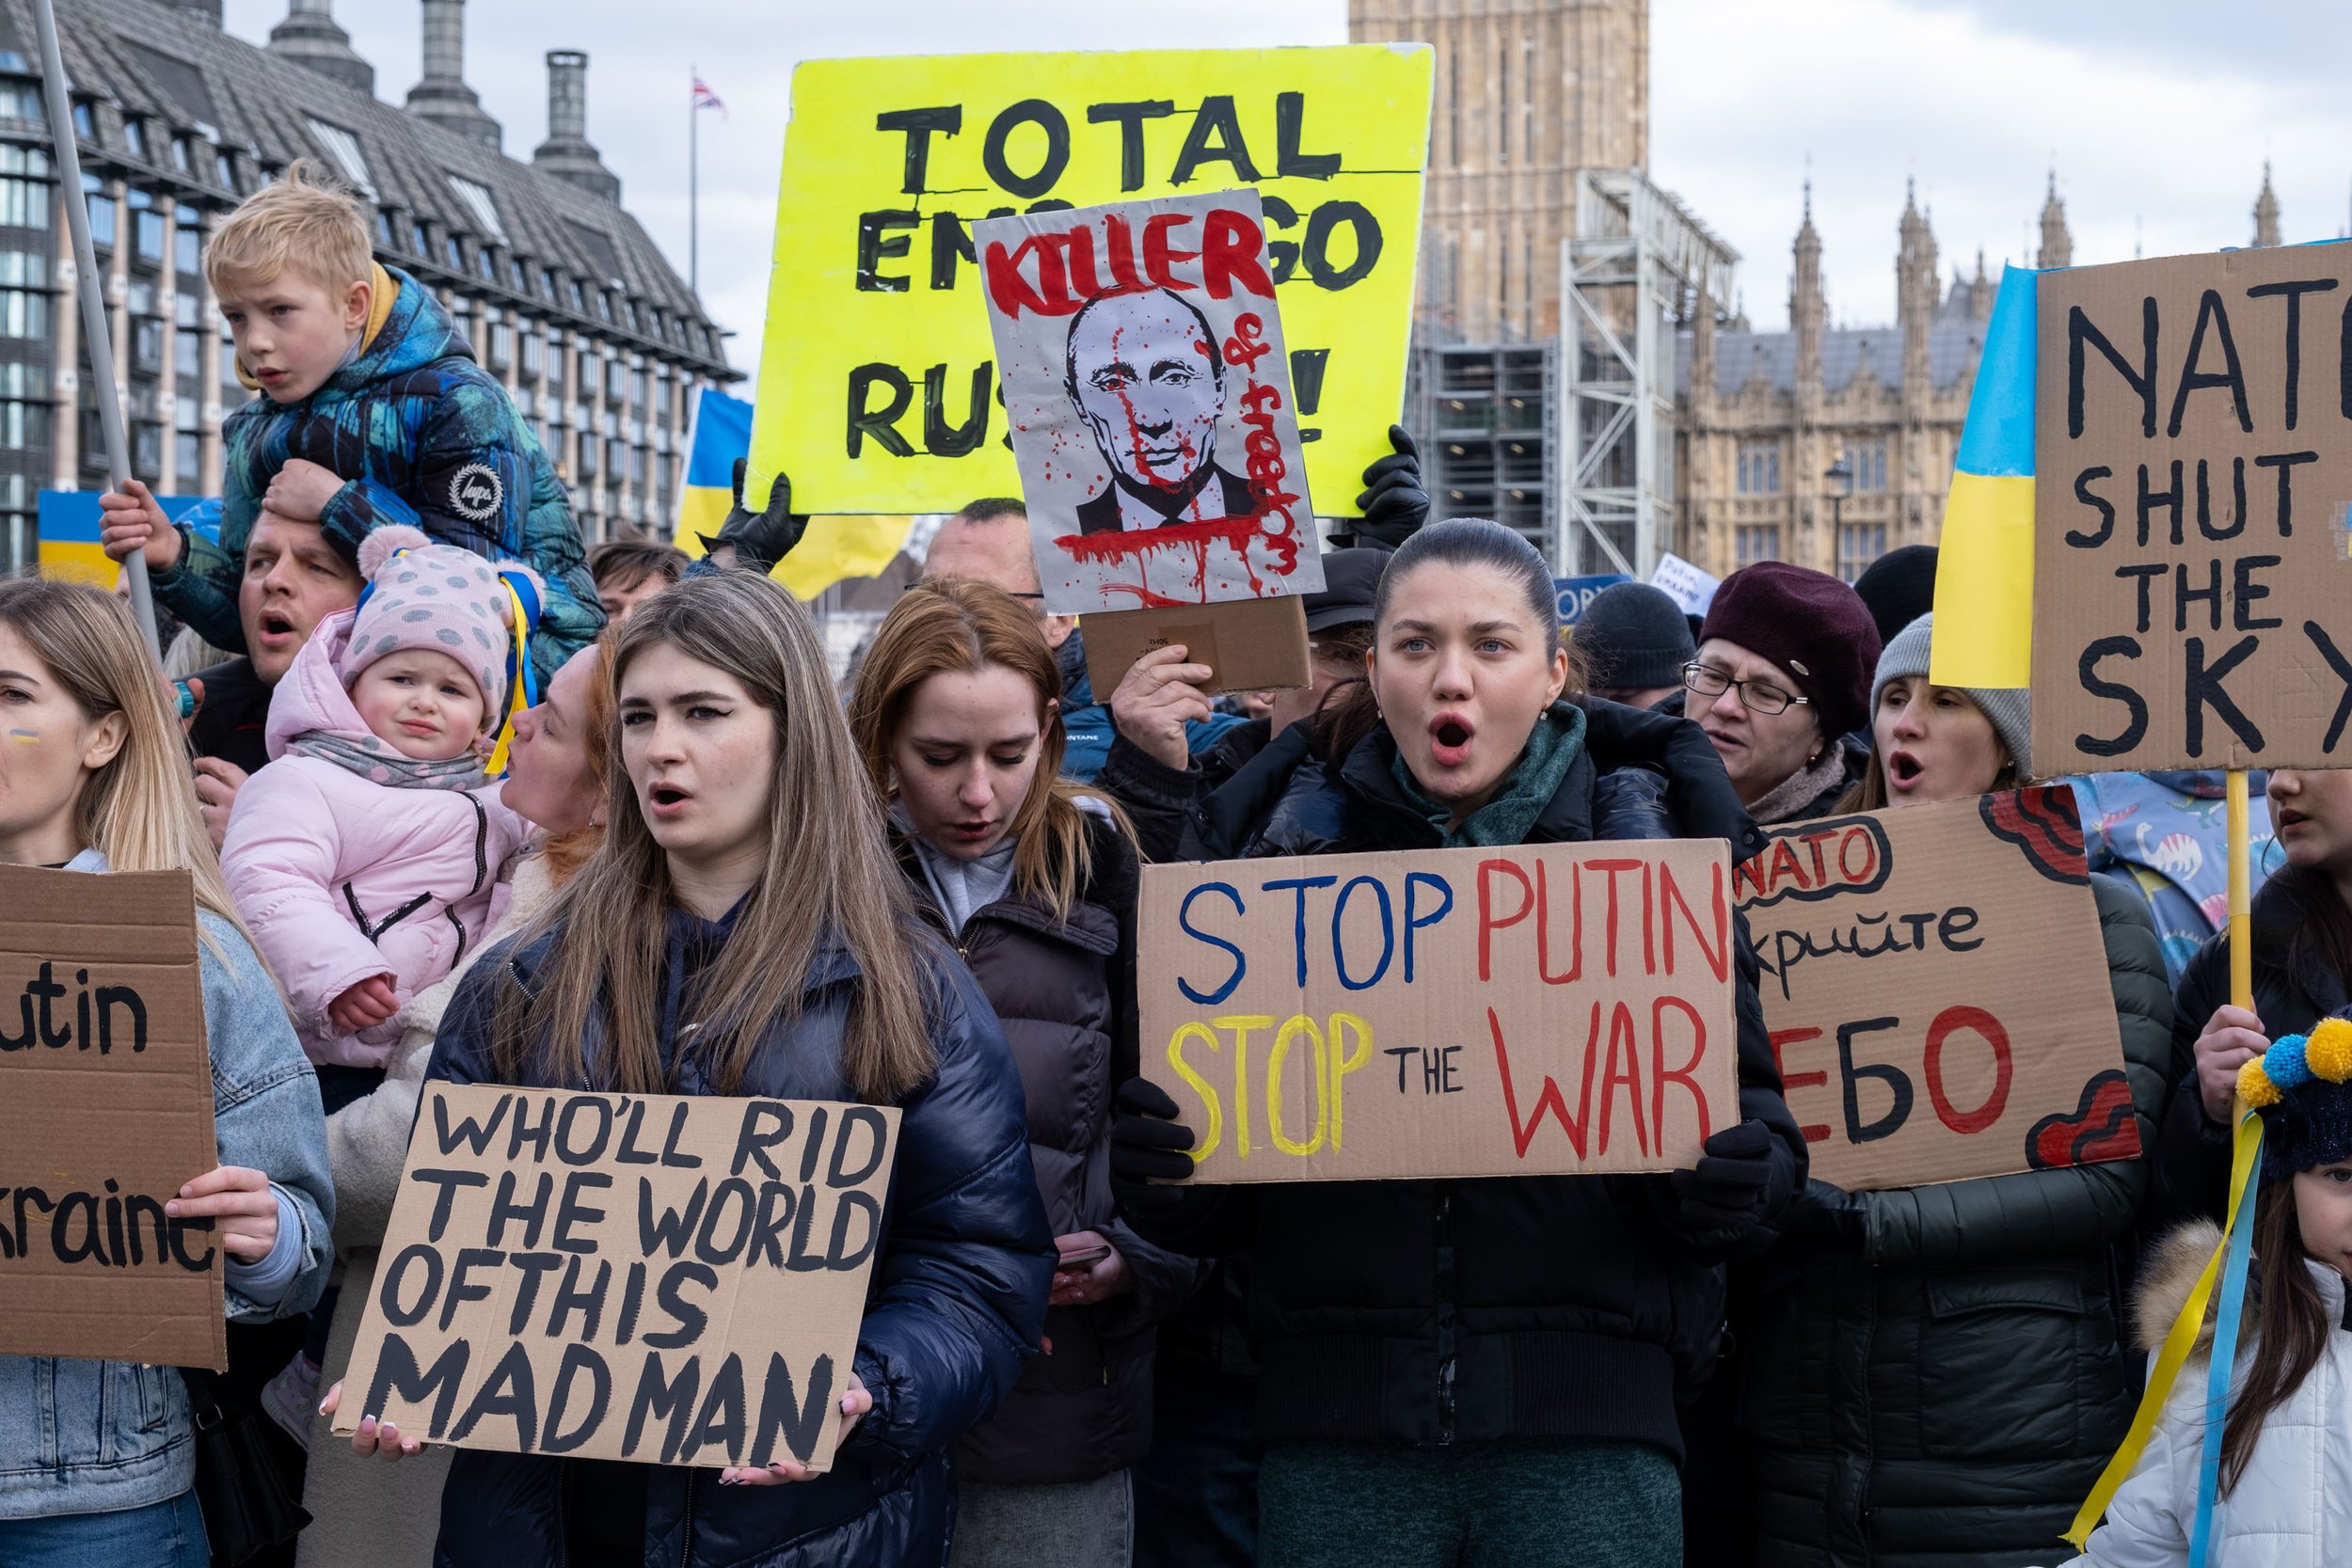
[0,155,2341,1568]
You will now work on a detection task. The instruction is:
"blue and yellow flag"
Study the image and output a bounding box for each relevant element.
[674,384,916,598]
[1930,264,2038,689]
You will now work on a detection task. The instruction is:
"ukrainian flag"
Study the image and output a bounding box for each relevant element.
[1930,264,2038,689]
[674,384,916,600]
[37,489,215,587]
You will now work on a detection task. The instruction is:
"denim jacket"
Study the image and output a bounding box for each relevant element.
[0,851,334,1519]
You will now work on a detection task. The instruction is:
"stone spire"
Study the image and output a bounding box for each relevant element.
[405,0,503,151]
[2037,170,2072,269]
[266,0,374,97]
[1972,246,1993,326]
[2254,162,2281,247]
[1897,181,1938,401]
[1790,179,1823,400]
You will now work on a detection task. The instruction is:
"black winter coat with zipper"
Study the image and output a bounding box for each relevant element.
[900,816,1205,1487]
[421,897,1054,1568]
[1125,696,1803,1459]
[1740,875,2172,1568]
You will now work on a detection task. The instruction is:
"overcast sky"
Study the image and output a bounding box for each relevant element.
[217,0,2352,369]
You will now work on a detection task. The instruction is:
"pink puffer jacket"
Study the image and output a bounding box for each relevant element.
[221,608,532,1068]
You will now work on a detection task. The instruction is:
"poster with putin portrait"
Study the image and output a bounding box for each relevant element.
[977,189,1327,616]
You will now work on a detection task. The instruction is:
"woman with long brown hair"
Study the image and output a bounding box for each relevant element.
[327,572,1052,1567]
[850,578,1198,1568]
[0,580,331,1566]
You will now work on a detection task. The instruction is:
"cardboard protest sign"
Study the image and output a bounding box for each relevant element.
[0,865,223,1369]
[1139,840,1739,1182]
[1736,788,2139,1192]
[750,46,1434,521]
[979,188,1320,692]
[337,1085,898,1473]
[2034,245,2352,773]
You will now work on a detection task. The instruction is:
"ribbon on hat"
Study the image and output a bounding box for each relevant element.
[485,567,542,778]
[2064,1103,2263,1549]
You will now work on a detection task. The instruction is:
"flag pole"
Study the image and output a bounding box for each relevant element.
[689,64,699,295]
[31,0,158,658]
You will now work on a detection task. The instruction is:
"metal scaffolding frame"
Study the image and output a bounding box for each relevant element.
[1556,168,1740,577]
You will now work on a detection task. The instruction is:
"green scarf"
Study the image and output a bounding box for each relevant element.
[1391,701,1588,848]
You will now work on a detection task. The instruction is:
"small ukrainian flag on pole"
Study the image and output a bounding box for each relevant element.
[674,384,917,599]
[1930,263,2039,689]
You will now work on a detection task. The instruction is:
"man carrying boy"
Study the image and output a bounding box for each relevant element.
[100,162,600,683]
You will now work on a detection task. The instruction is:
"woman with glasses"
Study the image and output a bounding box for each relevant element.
[1670,563,1883,825]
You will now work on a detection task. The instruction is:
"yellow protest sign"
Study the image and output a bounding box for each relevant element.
[749,45,1434,520]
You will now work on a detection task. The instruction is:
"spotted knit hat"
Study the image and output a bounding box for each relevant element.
[342,525,539,733]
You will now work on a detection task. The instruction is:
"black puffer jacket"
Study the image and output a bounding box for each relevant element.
[423,900,1054,1568]
[1741,876,2171,1568]
[2148,873,2349,1230]
[1128,698,1802,1458]
[901,817,1203,1486]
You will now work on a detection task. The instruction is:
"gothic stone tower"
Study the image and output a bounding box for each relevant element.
[1349,0,1649,341]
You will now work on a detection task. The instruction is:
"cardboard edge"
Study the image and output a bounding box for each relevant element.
[1082,595,1311,696]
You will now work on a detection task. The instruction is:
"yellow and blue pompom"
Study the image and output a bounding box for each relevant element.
[2306,1017,2352,1083]
[2239,1053,2284,1108]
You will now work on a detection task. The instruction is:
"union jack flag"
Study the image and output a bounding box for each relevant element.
[691,75,725,116]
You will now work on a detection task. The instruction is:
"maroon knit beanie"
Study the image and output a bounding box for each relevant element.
[1698,562,1882,736]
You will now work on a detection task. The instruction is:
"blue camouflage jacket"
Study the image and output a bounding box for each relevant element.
[152,266,602,683]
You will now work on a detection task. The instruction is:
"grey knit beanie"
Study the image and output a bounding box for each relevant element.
[1871,613,2032,776]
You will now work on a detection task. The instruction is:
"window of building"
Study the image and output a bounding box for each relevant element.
[175,225,199,276]
[1736,524,1780,566]
[134,422,162,474]
[1849,440,1888,493]
[82,174,111,246]
[540,268,558,304]
[1836,522,1889,584]
[579,353,600,397]
[1736,441,1782,495]
[304,118,376,199]
[72,101,92,139]
[0,397,46,451]
[215,150,235,190]
[121,119,145,158]
[176,291,197,326]
[170,138,190,174]
[374,209,393,245]
[520,328,542,378]
[509,259,527,293]
[488,322,513,371]
[127,277,154,315]
[477,246,497,283]
[1496,40,1509,167]
[445,235,465,271]
[177,326,200,377]
[515,386,533,418]
[577,437,597,482]
[409,218,428,258]
[596,292,612,323]
[176,432,199,478]
[0,78,39,122]
[135,209,165,265]
[446,175,507,245]
[0,260,46,339]
[132,317,164,371]
[568,280,584,312]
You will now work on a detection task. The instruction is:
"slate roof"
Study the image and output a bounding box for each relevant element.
[1676,319,1985,401]
[8,0,730,378]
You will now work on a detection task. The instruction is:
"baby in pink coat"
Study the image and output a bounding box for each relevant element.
[222,523,537,1092]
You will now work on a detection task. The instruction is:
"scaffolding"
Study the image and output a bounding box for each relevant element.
[1557,169,1740,576]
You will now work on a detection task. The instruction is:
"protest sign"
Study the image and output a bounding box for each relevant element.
[750,46,1434,521]
[979,188,1320,691]
[1556,573,1630,626]
[0,865,223,1369]
[1139,839,1739,1183]
[1737,788,2139,1191]
[337,1085,899,1473]
[2033,245,2352,773]
[1649,553,1721,616]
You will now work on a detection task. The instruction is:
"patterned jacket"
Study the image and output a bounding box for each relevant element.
[153,266,601,682]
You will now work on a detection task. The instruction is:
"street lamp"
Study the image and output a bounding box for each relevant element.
[1824,453,1854,576]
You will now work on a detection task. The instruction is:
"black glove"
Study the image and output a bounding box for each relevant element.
[1667,1119,1779,1228]
[701,459,809,576]
[1332,424,1429,550]
[1777,1178,1868,1255]
[1109,1078,1198,1214]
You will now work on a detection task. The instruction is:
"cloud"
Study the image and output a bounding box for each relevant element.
[1653,0,2352,331]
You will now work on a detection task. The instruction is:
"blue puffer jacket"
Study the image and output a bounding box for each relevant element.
[423,898,1054,1568]
[153,266,601,684]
